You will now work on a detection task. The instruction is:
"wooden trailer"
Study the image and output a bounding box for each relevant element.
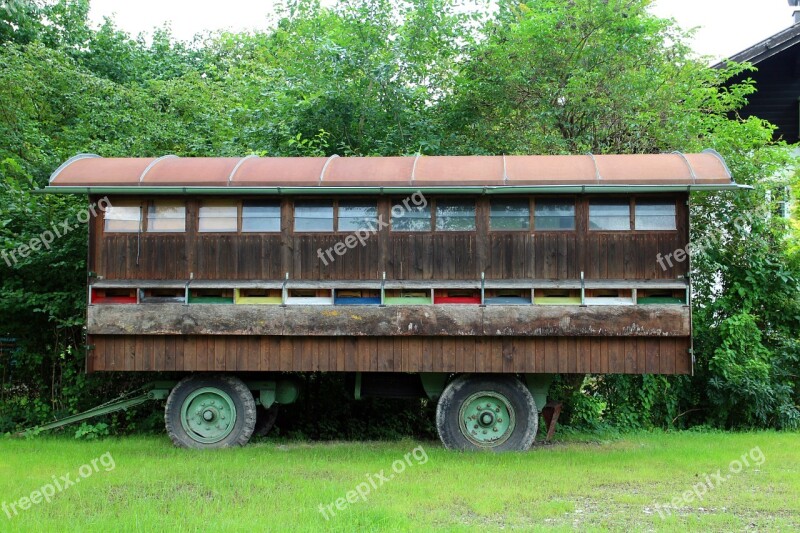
[45,151,742,450]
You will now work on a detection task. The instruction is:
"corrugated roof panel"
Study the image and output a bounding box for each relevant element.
[594,154,692,184]
[413,155,505,185]
[506,155,597,185]
[323,156,415,186]
[683,152,732,184]
[51,157,157,186]
[232,157,328,186]
[143,157,239,186]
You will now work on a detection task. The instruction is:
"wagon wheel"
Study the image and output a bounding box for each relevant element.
[436,375,538,452]
[165,374,257,449]
[252,404,280,438]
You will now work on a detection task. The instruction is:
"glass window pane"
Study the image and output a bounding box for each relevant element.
[535,200,575,230]
[199,203,237,232]
[490,199,530,231]
[104,205,141,233]
[147,202,185,232]
[589,200,630,231]
[295,201,333,232]
[635,201,676,230]
[436,200,475,231]
[338,201,378,232]
[243,201,281,232]
[391,200,431,231]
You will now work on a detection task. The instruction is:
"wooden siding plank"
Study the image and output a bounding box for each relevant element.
[676,338,691,374]
[661,338,676,375]
[645,339,659,374]
[181,336,194,372]
[624,337,638,374]
[576,337,591,373]
[212,337,224,371]
[164,336,175,372]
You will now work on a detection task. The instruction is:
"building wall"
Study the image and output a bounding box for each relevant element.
[732,47,800,144]
[89,194,689,281]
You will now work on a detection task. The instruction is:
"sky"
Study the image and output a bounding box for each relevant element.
[87,0,799,61]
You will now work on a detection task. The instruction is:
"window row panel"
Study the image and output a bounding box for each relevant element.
[104,198,677,233]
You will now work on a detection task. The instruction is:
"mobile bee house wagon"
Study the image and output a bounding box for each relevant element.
[44,151,741,450]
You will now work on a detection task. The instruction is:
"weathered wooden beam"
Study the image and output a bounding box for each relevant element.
[92,278,689,290]
[88,304,690,337]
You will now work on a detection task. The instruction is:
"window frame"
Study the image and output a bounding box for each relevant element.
[241,199,282,233]
[336,200,380,233]
[293,199,335,233]
[390,197,433,233]
[103,202,143,233]
[587,197,679,232]
[197,200,240,234]
[633,198,677,231]
[434,198,477,233]
[588,198,633,232]
[532,197,576,232]
[489,198,532,232]
[291,198,380,234]
[146,200,187,233]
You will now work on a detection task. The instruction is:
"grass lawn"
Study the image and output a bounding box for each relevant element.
[0,430,798,532]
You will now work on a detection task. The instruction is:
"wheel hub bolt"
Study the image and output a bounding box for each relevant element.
[203,410,214,422]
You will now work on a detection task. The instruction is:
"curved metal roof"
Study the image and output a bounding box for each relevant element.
[45,151,740,193]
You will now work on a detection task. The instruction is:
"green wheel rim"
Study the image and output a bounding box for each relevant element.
[458,391,516,448]
[180,387,238,444]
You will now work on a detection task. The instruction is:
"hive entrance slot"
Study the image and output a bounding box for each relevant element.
[585,288,634,306]
[91,288,137,304]
[534,289,581,305]
[189,289,234,304]
[140,288,185,304]
[637,289,686,304]
[434,289,481,304]
[286,288,334,305]
[485,289,531,305]
[234,288,282,305]
[384,289,432,305]
[334,289,381,305]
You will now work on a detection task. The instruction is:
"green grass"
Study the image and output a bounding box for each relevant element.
[0,431,798,532]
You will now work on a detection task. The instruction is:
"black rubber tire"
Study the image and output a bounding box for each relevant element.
[252,404,279,438]
[436,374,538,452]
[165,374,257,449]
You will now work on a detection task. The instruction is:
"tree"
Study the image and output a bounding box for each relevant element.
[443,0,799,429]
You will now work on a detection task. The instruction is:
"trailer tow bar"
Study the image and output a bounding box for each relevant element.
[17,382,175,437]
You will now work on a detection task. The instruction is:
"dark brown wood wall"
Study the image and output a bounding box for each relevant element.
[88,334,692,375]
[90,194,689,281]
[729,49,800,144]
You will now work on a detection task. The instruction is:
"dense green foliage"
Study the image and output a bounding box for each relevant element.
[1,0,798,436]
